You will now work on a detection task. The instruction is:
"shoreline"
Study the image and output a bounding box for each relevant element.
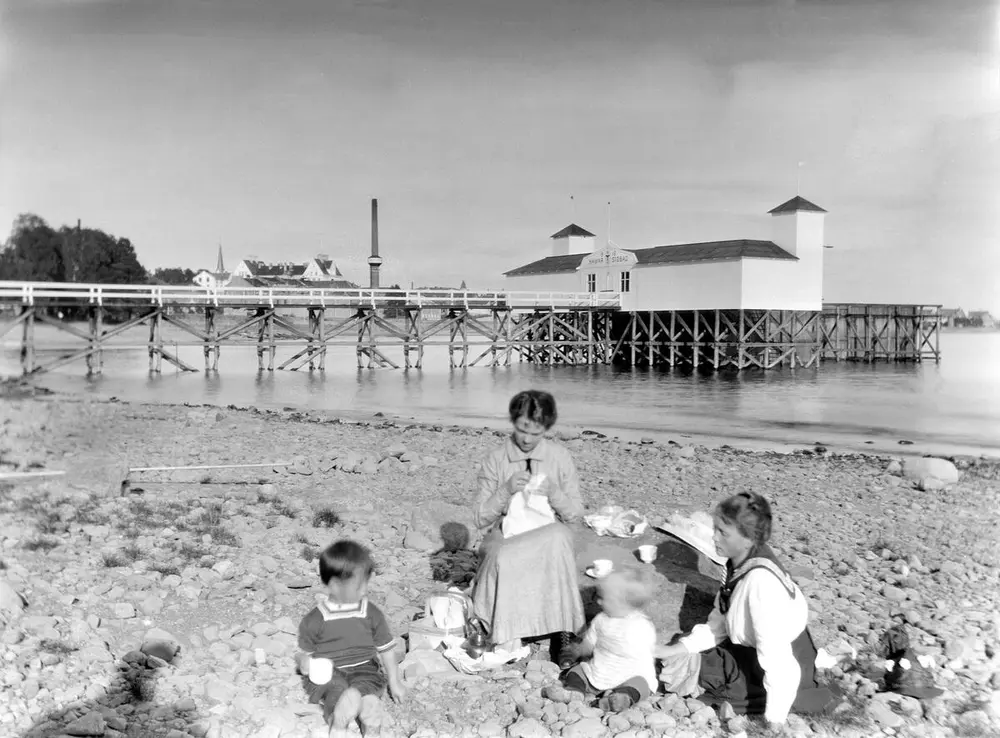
[5,379,999,463]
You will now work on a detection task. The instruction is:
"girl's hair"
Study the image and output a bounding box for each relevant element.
[318,540,375,585]
[601,566,655,609]
[716,492,773,545]
[508,390,558,429]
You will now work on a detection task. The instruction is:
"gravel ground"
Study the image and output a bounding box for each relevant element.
[1,391,998,738]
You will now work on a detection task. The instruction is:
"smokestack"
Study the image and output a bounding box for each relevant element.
[367,198,383,289]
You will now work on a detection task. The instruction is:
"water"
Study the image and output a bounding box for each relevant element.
[3,326,999,457]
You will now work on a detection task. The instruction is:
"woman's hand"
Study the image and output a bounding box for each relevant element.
[506,471,531,496]
[654,643,688,661]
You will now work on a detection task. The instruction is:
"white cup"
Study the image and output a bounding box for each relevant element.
[592,559,613,577]
[638,545,657,563]
[308,657,334,685]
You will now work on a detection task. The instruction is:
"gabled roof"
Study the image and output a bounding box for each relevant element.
[504,239,795,277]
[505,253,593,277]
[634,239,795,265]
[231,275,360,290]
[550,224,596,239]
[768,196,827,215]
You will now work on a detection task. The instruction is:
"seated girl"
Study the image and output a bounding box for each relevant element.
[656,492,833,726]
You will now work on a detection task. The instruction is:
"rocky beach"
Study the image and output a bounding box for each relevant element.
[1,389,998,738]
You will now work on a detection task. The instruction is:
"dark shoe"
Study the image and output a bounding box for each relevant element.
[597,692,634,713]
[551,631,577,669]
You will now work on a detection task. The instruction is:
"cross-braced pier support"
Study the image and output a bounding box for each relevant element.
[0,284,939,376]
[820,304,940,363]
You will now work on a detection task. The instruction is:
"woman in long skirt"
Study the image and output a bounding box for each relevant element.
[471,390,585,664]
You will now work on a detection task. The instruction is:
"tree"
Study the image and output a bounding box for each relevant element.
[0,214,150,284]
[151,267,197,285]
[59,226,147,284]
[0,214,65,281]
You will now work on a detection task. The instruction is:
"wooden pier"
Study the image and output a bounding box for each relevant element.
[0,282,940,376]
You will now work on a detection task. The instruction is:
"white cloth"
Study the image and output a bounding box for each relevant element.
[679,569,808,724]
[581,612,657,692]
[501,475,556,538]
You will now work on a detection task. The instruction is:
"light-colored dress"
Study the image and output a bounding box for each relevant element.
[471,437,585,644]
[581,611,657,692]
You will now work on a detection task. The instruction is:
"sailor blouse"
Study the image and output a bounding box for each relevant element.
[678,566,809,723]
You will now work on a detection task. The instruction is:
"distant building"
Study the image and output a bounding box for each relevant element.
[940,307,966,327]
[229,255,358,289]
[503,196,828,312]
[967,310,997,328]
[192,246,232,289]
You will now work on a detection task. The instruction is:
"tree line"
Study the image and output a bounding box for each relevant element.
[0,213,196,285]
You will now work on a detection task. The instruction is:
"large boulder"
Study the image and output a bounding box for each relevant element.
[140,627,181,663]
[902,457,959,485]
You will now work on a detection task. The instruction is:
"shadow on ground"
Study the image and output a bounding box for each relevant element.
[575,528,721,639]
[17,648,208,738]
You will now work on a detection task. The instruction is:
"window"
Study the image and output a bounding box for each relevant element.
[587,274,596,293]
[620,271,631,293]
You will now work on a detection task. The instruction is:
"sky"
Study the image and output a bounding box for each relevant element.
[1,0,998,312]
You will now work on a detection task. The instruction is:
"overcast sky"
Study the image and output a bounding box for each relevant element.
[1,0,997,312]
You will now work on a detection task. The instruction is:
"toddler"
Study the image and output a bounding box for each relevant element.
[297,540,406,737]
[545,566,657,712]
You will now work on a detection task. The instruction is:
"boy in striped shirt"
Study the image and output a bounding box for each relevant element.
[297,540,405,737]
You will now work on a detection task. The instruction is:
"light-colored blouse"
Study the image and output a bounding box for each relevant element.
[678,566,808,724]
[474,437,584,531]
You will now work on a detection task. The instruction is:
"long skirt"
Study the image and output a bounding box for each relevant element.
[661,628,834,716]
[472,522,585,645]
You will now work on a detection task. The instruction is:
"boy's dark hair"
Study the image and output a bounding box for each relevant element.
[508,390,558,429]
[319,540,375,585]
[716,492,773,545]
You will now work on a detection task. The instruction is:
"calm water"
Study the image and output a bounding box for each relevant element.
[3,328,999,457]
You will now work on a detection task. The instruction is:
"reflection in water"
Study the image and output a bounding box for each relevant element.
[1,331,998,454]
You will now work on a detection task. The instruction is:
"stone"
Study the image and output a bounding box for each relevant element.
[0,579,27,617]
[902,457,959,485]
[399,648,455,679]
[644,712,677,730]
[113,603,136,619]
[506,717,551,737]
[205,678,239,705]
[478,719,506,736]
[956,710,992,736]
[403,529,436,552]
[561,717,607,738]
[867,701,905,728]
[64,712,107,736]
[141,628,181,663]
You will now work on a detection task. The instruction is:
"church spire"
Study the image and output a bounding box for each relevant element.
[216,244,225,273]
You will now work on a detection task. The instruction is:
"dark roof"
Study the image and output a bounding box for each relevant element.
[232,275,359,290]
[505,253,593,277]
[550,224,596,239]
[504,239,795,277]
[634,239,795,265]
[768,196,827,215]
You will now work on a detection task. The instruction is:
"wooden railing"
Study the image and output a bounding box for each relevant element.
[0,281,622,310]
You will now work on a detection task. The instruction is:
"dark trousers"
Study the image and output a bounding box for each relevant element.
[698,628,833,715]
[305,660,386,726]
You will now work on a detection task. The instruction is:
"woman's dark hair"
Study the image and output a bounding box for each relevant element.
[716,492,773,545]
[319,540,375,585]
[508,390,558,429]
